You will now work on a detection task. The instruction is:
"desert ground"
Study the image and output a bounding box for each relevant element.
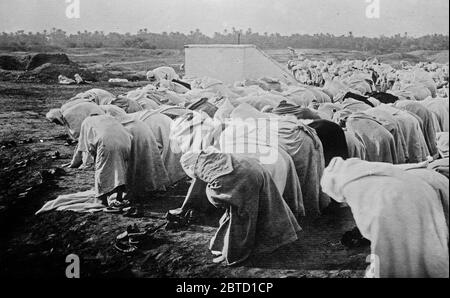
[0,48,447,278]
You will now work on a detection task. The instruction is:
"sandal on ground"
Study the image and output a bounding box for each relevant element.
[165,210,191,228]
[116,224,150,247]
[127,224,144,235]
[116,231,142,246]
[114,241,138,254]
[116,231,129,241]
[116,228,143,246]
[212,255,226,264]
[103,207,123,214]
[109,199,130,209]
[128,236,141,245]
[211,250,222,256]
[123,207,140,218]
[166,211,184,222]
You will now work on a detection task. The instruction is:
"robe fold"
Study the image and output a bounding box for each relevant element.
[181,151,302,266]
[77,115,131,197]
[121,119,171,195]
[395,100,438,157]
[345,113,398,164]
[321,157,449,278]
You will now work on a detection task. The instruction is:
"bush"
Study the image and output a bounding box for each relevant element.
[0,29,448,52]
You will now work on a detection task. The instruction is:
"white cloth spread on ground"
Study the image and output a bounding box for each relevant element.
[36,190,104,215]
[321,157,449,278]
[58,75,76,85]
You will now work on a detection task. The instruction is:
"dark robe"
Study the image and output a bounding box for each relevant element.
[368,92,399,104]
[308,119,349,166]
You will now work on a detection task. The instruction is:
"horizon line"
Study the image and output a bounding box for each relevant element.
[1,29,449,39]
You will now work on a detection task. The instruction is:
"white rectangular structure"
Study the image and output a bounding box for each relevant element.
[184,44,297,84]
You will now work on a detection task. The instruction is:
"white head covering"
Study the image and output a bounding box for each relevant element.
[46,109,64,125]
[170,111,221,155]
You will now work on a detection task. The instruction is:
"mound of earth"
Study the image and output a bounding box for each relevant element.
[17,63,96,84]
[0,52,98,83]
[0,55,28,71]
[0,53,75,72]
[87,67,148,82]
[25,53,74,70]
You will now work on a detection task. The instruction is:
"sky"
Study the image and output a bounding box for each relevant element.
[0,0,448,37]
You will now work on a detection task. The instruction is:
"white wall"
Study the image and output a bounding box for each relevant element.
[184,44,296,84]
[243,46,297,83]
[185,45,246,83]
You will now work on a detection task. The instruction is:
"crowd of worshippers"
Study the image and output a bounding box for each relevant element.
[287,50,449,92]
[46,61,449,277]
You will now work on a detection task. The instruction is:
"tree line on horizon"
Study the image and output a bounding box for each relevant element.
[0,28,448,53]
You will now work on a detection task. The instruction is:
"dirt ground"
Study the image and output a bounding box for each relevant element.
[1,47,446,278]
[0,81,369,278]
